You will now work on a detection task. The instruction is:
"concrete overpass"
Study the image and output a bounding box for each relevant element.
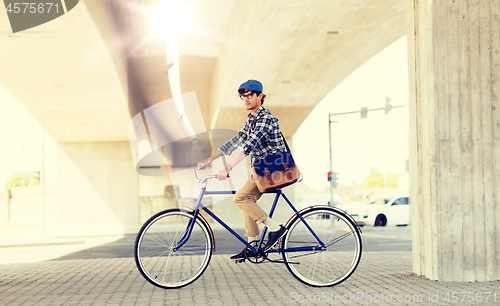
[0,0,498,282]
[0,0,406,232]
[0,0,406,140]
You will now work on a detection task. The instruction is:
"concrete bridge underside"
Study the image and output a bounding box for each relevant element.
[0,0,406,141]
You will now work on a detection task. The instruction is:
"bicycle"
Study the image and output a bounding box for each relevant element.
[134,169,362,288]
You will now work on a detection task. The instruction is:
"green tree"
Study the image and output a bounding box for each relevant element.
[385,173,401,188]
[362,171,400,189]
[362,172,384,189]
[4,171,40,188]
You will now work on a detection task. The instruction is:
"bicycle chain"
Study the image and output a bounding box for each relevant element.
[245,240,268,264]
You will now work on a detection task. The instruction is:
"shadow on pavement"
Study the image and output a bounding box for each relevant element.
[52,229,248,260]
[52,225,411,261]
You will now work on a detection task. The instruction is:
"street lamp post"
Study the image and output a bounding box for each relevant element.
[40,128,45,236]
[327,97,407,206]
[328,116,335,206]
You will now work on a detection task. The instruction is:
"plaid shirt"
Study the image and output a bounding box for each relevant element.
[218,105,286,163]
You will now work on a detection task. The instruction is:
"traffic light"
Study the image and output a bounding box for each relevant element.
[328,171,338,187]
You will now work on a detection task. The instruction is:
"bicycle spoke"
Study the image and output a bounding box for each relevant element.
[287,251,320,259]
[323,252,340,280]
[135,210,212,289]
[282,208,361,287]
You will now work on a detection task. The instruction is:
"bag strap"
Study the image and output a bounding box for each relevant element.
[275,116,291,153]
[280,132,291,153]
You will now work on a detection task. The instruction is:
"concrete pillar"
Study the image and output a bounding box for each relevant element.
[408,0,500,281]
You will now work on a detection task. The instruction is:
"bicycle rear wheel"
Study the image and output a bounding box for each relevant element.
[282,207,362,287]
[134,209,213,289]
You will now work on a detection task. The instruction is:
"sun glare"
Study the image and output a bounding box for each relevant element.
[148,1,196,38]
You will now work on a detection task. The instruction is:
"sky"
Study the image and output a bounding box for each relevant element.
[294,35,410,190]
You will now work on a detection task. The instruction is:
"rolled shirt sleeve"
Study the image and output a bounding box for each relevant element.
[218,131,243,155]
[218,122,249,156]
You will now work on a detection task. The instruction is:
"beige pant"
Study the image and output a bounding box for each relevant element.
[233,175,268,237]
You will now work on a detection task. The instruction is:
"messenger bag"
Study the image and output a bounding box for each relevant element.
[251,133,300,193]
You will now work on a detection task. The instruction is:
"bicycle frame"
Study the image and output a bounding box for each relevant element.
[173,185,327,254]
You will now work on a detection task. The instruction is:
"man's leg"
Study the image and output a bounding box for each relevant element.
[231,175,287,258]
[230,175,266,260]
[233,175,267,237]
[234,175,281,233]
[241,210,260,238]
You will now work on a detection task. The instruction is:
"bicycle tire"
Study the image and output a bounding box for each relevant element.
[134,209,213,289]
[282,207,362,287]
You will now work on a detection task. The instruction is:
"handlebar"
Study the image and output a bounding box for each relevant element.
[193,168,218,184]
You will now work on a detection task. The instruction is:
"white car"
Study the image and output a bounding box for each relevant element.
[339,195,410,226]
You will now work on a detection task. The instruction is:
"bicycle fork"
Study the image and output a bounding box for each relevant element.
[172,209,200,252]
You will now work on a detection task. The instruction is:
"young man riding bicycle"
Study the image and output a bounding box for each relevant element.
[198,80,287,259]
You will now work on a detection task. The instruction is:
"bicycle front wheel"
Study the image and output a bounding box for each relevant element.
[134,209,213,289]
[282,207,362,287]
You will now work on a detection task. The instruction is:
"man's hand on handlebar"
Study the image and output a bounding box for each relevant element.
[197,153,230,180]
[197,153,224,170]
[215,169,230,181]
[197,158,212,170]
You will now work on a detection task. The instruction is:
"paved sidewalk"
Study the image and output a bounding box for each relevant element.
[0,225,85,248]
[1,252,499,305]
